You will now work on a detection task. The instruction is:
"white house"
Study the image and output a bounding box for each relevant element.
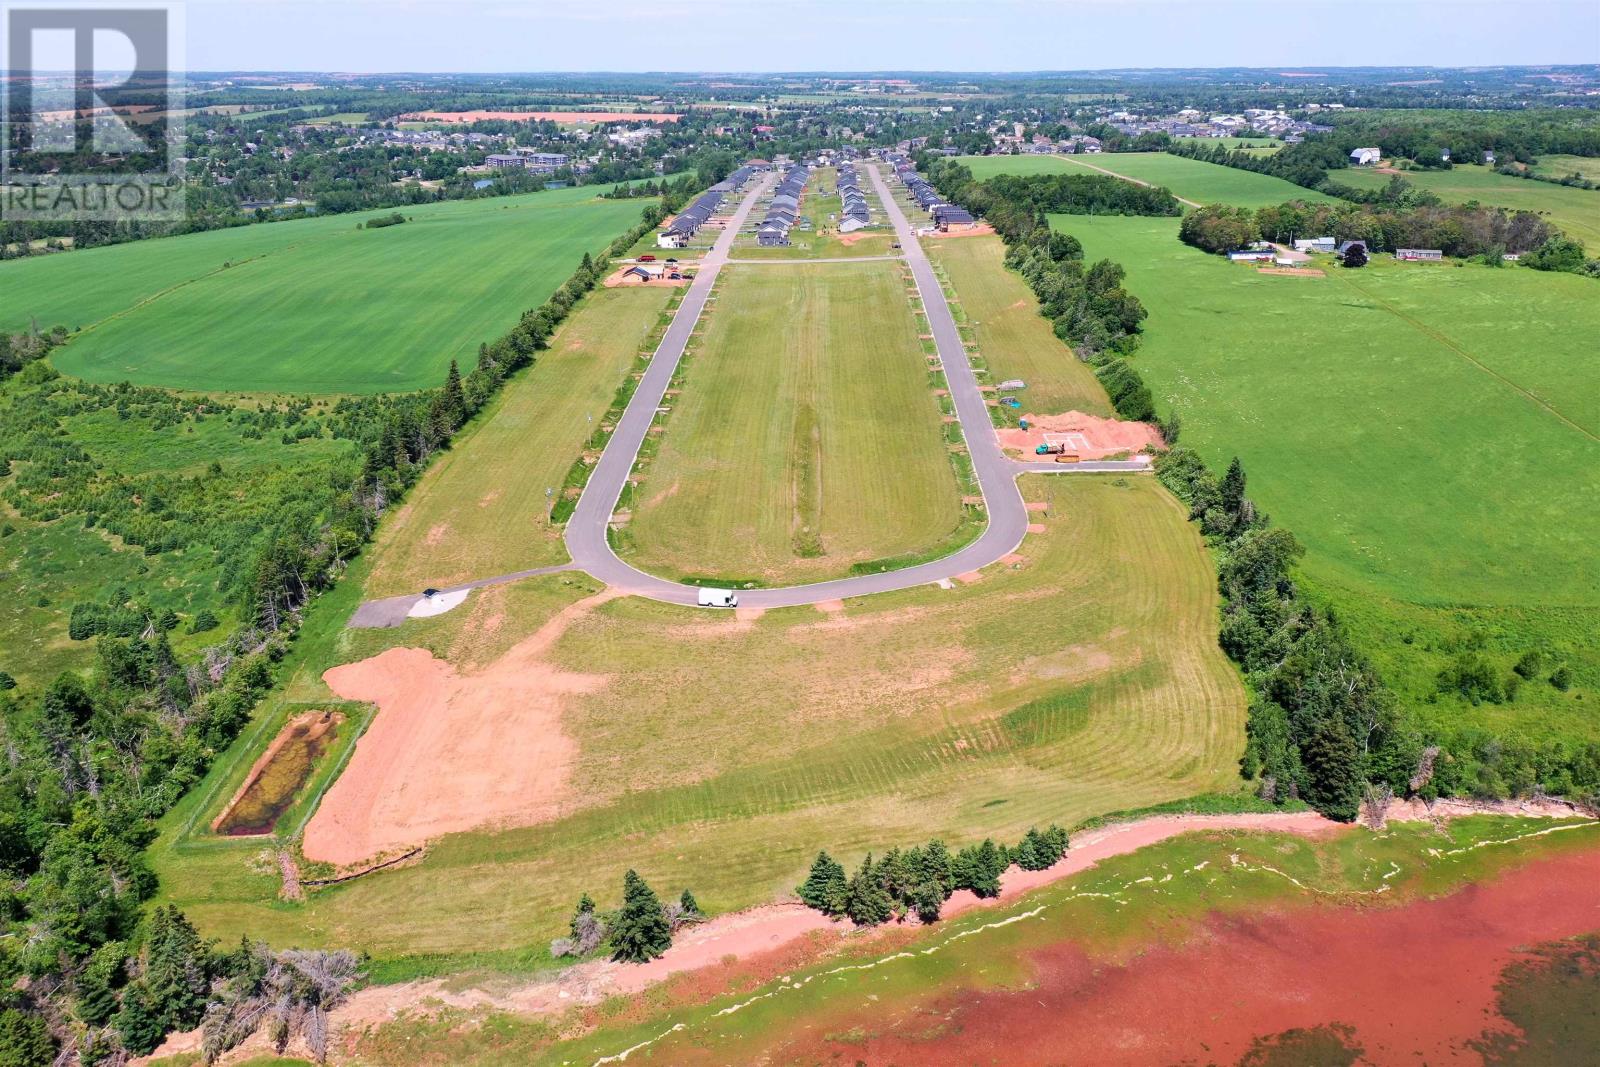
[1349,147,1382,166]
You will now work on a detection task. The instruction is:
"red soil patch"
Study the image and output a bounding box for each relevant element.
[1257,266,1326,277]
[814,599,846,614]
[302,589,620,867]
[1000,553,1025,565]
[924,222,997,239]
[1026,522,1047,533]
[402,110,680,124]
[1025,501,1049,512]
[603,265,690,289]
[954,571,983,584]
[823,839,1600,1067]
[997,409,1164,460]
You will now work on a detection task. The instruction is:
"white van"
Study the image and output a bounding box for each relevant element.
[696,587,739,608]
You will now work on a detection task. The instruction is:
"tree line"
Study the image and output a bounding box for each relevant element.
[1154,450,1600,816]
[917,155,1165,426]
[796,826,1070,926]
[1177,195,1555,259]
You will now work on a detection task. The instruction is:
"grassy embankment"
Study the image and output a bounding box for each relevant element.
[1050,212,1600,742]
[619,260,969,585]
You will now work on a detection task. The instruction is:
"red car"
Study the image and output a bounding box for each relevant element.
[638,254,656,262]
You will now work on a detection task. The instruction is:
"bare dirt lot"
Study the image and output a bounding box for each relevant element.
[995,410,1165,459]
[301,589,622,867]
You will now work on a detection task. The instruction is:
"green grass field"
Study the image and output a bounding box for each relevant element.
[619,261,967,583]
[927,235,1112,417]
[1333,163,1600,248]
[3,186,651,394]
[957,153,1340,208]
[149,472,1245,966]
[1052,213,1600,739]
[362,284,678,597]
[1529,155,1600,183]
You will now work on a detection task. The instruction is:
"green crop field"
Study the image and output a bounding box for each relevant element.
[2,185,651,394]
[619,261,967,583]
[927,235,1113,418]
[957,152,1339,208]
[363,285,679,597]
[149,472,1245,966]
[1333,163,1600,248]
[1051,213,1600,740]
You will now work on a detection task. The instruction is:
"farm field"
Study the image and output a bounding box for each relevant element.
[1529,154,1600,182]
[926,235,1113,417]
[957,152,1340,208]
[1051,213,1600,739]
[3,184,652,394]
[733,166,896,260]
[619,260,967,584]
[362,284,679,598]
[149,473,1246,965]
[1333,163,1600,248]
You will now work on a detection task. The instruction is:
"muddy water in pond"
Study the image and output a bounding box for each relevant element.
[213,711,342,836]
[761,844,1600,1066]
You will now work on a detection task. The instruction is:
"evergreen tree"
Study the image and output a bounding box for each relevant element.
[75,942,124,1026]
[111,982,165,1055]
[954,840,1008,898]
[442,359,466,423]
[796,851,849,915]
[609,870,672,963]
[1220,457,1247,516]
[1301,716,1363,821]
[569,893,596,940]
[845,854,892,927]
[0,1008,56,1067]
[143,905,210,1032]
[678,890,701,918]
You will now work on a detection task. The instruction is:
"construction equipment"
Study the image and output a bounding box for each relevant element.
[999,396,1021,409]
[1054,453,1081,464]
[1035,442,1067,455]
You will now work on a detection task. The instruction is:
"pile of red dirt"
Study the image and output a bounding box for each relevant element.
[995,410,1164,459]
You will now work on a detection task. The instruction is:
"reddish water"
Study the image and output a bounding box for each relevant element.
[782,846,1600,1065]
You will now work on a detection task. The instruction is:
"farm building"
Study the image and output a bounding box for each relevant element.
[1395,248,1443,261]
[1349,147,1382,166]
[1228,250,1275,262]
[1292,236,1338,253]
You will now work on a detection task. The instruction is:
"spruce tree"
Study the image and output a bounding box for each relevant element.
[1220,457,1247,516]
[442,359,466,424]
[796,851,849,915]
[144,906,209,1031]
[679,890,701,918]
[609,870,672,963]
[845,854,892,927]
[1302,715,1363,821]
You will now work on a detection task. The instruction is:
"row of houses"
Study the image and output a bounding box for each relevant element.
[836,163,871,233]
[657,164,756,248]
[887,154,976,231]
[757,163,809,247]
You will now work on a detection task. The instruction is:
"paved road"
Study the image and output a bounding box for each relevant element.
[563,163,1099,609]
[352,164,1151,625]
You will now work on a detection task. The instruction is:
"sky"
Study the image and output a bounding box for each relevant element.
[175,0,1600,72]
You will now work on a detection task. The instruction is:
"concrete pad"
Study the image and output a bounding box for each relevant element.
[408,589,470,619]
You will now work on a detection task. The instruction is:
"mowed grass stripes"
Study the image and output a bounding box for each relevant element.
[3,186,651,394]
[620,261,966,583]
[152,476,1246,961]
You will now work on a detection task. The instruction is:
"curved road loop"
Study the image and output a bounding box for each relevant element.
[563,163,1148,609]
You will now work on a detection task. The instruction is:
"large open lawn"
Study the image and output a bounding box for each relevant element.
[1052,213,1600,739]
[959,152,1340,208]
[3,185,651,394]
[927,235,1112,417]
[362,285,679,597]
[1334,163,1600,248]
[619,260,967,583]
[149,472,1245,965]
